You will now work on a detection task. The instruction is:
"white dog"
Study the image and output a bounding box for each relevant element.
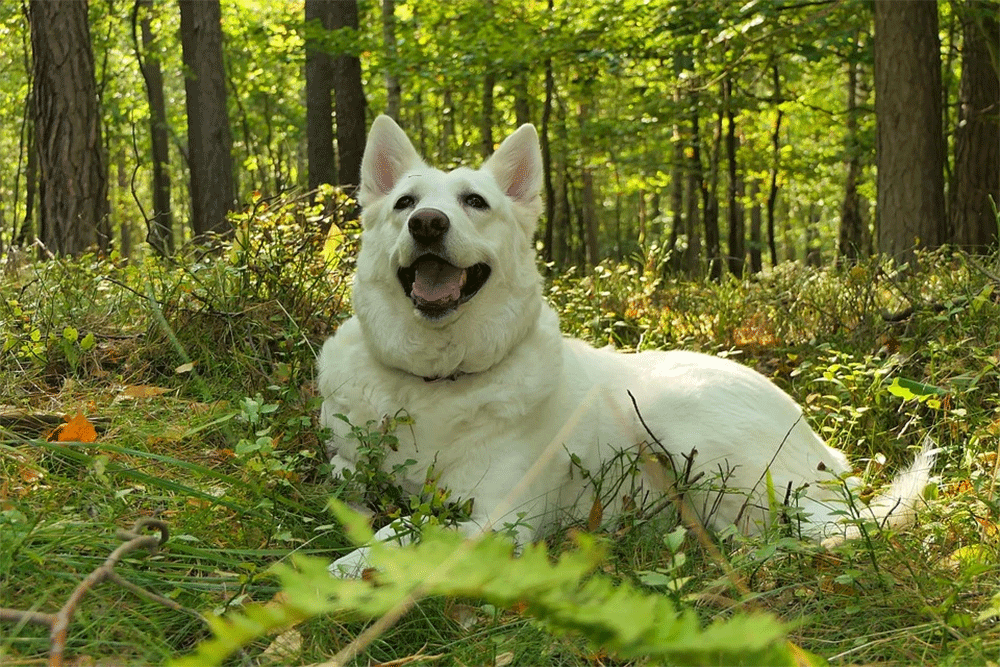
[317,116,936,575]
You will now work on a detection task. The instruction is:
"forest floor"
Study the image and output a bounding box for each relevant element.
[2,203,1000,665]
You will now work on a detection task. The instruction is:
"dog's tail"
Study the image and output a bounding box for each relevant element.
[827,436,939,546]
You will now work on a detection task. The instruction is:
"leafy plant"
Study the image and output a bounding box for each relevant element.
[173,502,797,667]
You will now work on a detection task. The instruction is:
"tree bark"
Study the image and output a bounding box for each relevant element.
[541,36,556,263]
[305,0,336,191]
[748,179,762,273]
[949,2,999,252]
[667,93,684,272]
[874,0,946,262]
[838,34,864,264]
[512,69,531,126]
[29,0,109,256]
[685,97,703,277]
[766,63,782,268]
[481,72,496,158]
[179,0,235,239]
[704,96,723,282]
[136,0,173,254]
[330,0,367,189]
[724,76,745,278]
[382,0,401,122]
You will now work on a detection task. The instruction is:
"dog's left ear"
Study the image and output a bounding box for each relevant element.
[484,124,543,223]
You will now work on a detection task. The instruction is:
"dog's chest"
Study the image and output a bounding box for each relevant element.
[323,366,550,497]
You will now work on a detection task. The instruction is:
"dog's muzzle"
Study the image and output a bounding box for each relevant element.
[397,209,491,318]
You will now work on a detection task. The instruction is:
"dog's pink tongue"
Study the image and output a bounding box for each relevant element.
[412,257,465,305]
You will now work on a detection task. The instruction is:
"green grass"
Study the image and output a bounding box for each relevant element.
[2,198,999,664]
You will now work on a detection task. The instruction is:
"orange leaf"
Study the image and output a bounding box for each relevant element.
[55,411,98,443]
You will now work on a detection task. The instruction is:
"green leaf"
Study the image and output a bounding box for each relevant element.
[174,504,791,667]
[886,377,946,401]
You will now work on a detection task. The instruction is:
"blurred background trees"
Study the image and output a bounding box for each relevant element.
[2,0,997,267]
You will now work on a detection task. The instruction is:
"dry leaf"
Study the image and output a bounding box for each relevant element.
[121,385,172,399]
[54,412,98,443]
[587,496,603,532]
[260,628,302,664]
[494,651,514,667]
[444,602,480,631]
[175,361,196,374]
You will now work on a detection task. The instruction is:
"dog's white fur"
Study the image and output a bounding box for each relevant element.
[318,116,936,575]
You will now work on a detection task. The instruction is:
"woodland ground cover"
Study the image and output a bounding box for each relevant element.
[1,199,999,665]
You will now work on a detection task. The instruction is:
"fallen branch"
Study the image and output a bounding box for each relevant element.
[0,518,207,667]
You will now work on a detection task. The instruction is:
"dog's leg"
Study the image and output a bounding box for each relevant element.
[329,519,418,578]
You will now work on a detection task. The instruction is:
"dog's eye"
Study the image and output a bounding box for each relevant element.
[463,193,489,210]
[394,195,415,210]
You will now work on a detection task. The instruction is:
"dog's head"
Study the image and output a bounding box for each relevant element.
[351,115,545,379]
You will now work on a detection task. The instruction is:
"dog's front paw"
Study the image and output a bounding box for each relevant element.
[329,546,375,578]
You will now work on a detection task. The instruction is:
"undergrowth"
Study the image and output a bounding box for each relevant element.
[1,195,999,665]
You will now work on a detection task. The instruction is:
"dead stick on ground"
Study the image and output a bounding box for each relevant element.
[48,518,170,667]
[0,518,208,667]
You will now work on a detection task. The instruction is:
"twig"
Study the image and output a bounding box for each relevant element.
[49,518,169,667]
[0,518,208,667]
[625,391,753,601]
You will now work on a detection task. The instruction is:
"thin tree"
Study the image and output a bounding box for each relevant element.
[684,95,703,277]
[540,4,556,264]
[766,62,782,268]
[28,0,110,256]
[949,1,999,252]
[133,0,173,254]
[330,0,367,189]
[382,0,401,122]
[179,0,235,239]
[873,0,946,262]
[838,31,866,264]
[724,75,745,278]
[305,0,336,191]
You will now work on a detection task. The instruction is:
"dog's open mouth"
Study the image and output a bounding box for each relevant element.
[397,254,491,318]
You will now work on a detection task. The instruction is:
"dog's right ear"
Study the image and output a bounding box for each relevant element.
[359,116,425,208]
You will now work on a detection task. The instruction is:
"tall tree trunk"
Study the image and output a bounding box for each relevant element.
[668,94,685,272]
[382,0,401,122]
[117,148,133,259]
[838,33,864,264]
[179,0,235,239]
[330,0,367,189]
[512,69,531,126]
[704,97,723,282]
[578,101,599,267]
[135,0,173,254]
[724,76,744,278]
[481,72,495,158]
[15,112,37,248]
[874,0,946,262]
[29,0,109,256]
[581,166,599,267]
[748,179,762,273]
[766,63,782,268]
[685,97,703,277]
[949,2,999,252]
[441,90,455,157]
[541,34,556,263]
[305,0,336,191]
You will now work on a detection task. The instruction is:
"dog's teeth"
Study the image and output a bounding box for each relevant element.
[459,270,467,288]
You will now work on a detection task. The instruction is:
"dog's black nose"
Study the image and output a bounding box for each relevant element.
[408,208,449,245]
